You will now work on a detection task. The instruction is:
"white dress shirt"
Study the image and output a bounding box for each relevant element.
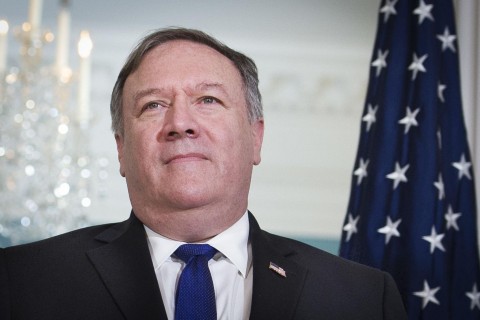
[144,212,253,320]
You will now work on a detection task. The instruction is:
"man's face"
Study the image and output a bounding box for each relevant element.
[116,40,264,220]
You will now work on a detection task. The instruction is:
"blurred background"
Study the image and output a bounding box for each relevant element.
[0,0,477,253]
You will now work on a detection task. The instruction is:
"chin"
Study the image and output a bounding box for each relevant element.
[165,188,219,210]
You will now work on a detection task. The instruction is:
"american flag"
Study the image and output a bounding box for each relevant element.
[339,0,480,318]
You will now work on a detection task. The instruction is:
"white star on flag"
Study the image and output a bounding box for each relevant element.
[398,106,420,134]
[445,205,461,231]
[466,283,480,310]
[408,53,428,80]
[378,216,402,244]
[433,173,445,200]
[354,158,369,185]
[437,27,456,52]
[413,0,434,25]
[371,49,389,77]
[452,153,472,180]
[380,0,398,23]
[386,162,409,190]
[343,213,359,242]
[437,82,447,102]
[362,104,378,132]
[414,280,441,309]
[422,226,446,254]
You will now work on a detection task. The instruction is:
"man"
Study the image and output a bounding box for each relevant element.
[0,28,407,319]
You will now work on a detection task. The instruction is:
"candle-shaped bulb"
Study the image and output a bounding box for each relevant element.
[0,20,8,34]
[0,20,9,73]
[78,31,92,128]
[28,0,43,34]
[78,31,93,59]
[56,0,70,71]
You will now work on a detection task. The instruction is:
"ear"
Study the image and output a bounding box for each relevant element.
[115,133,126,177]
[252,118,264,165]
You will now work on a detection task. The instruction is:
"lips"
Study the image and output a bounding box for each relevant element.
[165,153,208,164]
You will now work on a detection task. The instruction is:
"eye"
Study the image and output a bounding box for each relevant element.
[201,96,219,104]
[147,102,160,109]
[144,102,162,110]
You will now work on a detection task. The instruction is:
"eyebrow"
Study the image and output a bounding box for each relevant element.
[132,88,165,104]
[132,82,228,103]
[194,82,227,94]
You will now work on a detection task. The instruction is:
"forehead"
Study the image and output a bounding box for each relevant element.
[127,40,243,89]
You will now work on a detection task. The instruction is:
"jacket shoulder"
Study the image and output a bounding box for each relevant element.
[2,216,136,266]
[263,231,406,319]
[262,230,379,275]
[4,223,114,253]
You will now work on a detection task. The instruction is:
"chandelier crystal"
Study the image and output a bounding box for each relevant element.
[0,0,108,246]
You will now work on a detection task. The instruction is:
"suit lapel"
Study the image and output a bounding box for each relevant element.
[86,213,167,320]
[85,212,307,319]
[248,213,308,319]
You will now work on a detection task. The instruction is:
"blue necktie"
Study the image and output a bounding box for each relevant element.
[174,244,217,320]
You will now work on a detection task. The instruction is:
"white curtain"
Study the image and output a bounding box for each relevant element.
[454,0,480,240]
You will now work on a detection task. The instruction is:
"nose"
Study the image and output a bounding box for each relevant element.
[162,100,199,141]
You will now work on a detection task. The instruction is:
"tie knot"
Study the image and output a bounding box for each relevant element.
[174,244,217,263]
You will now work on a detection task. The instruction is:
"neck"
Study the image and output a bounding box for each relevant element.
[135,203,247,242]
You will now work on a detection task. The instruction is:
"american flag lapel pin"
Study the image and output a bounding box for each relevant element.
[269,262,287,278]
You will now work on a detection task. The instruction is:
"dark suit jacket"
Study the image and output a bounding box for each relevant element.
[0,212,406,319]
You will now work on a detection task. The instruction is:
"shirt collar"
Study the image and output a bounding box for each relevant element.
[207,211,250,278]
[144,211,250,278]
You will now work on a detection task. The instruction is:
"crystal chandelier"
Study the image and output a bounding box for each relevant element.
[0,0,108,246]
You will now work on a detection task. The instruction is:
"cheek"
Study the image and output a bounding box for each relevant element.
[236,120,256,153]
[123,132,155,171]
[220,122,255,165]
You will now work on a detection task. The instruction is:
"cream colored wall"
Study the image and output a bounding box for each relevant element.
[1,0,379,240]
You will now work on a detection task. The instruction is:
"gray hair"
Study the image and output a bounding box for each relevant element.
[110,27,263,135]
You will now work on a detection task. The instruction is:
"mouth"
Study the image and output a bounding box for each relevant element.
[165,153,208,164]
